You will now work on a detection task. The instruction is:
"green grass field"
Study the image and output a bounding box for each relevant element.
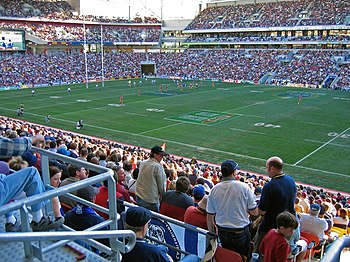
[1,79,349,193]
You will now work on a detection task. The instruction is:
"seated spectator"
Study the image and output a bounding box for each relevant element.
[260,211,299,262]
[64,186,109,249]
[184,195,208,230]
[49,165,65,222]
[122,206,200,262]
[112,165,132,203]
[192,184,205,206]
[127,167,139,197]
[333,208,349,230]
[300,203,328,240]
[59,164,88,207]
[95,179,125,220]
[160,176,194,221]
[1,134,63,232]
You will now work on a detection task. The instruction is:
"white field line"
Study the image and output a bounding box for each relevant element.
[294,126,350,165]
[226,98,280,112]
[305,139,350,148]
[125,112,148,117]
[1,108,348,178]
[295,121,332,127]
[230,128,266,135]
[86,107,107,111]
[138,122,183,135]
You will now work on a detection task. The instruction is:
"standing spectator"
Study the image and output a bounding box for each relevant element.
[207,160,258,259]
[136,145,168,212]
[160,176,194,221]
[253,156,297,254]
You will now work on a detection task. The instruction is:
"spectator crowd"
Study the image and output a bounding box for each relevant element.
[1,49,349,90]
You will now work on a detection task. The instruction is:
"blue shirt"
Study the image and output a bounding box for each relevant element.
[122,239,170,262]
[259,174,296,232]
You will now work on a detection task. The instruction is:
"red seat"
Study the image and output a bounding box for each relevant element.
[214,246,246,262]
[300,231,325,260]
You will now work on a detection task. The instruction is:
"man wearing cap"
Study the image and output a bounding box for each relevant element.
[253,156,297,254]
[192,184,205,206]
[136,145,168,212]
[300,203,328,240]
[123,206,200,262]
[184,195,208,230]
[207,160,258,259]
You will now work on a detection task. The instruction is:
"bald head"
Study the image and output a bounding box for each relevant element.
[266,156,283,177]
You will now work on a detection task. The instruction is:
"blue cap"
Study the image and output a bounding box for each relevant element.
[57,148,70,156]
[193,185,205,199]
[221,160,239,176]
[310,203,320,211]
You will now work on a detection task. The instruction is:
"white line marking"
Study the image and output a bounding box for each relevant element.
[305,139,350,148]
[125,112,148,117]
[294,126,350,165]
[296,121,332,127]
[138,123,183,135]
[86,107,107,111]
[230,128,266,135]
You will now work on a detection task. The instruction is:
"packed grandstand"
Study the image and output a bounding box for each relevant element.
[0,0,349,261]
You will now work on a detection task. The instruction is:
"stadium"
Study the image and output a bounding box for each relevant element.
[0,0,349,261]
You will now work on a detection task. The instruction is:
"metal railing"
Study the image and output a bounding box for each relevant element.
[0,147,136,262]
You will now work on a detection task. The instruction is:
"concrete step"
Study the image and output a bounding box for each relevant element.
[0,214,109,262]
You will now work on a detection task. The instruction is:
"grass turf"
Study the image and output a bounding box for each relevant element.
[1,79,349,193]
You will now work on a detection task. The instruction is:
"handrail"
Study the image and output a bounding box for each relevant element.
[0,230,136,253]
[0,170,113,215]
[0,146,132,261]
[320,236,350,262]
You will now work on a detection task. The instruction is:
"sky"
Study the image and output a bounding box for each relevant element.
[80,0,207,20]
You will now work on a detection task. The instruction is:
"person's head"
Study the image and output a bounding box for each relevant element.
[77,186,99,204]
[112,165,125,182]
[9,156,29,171]
[80,147,88,157]
[125,206,152,237]
[150,145,168,162]
[123,160,133,172]
[50,140,57,149]
[265,156,283,178]
[192,184,205,201]
[338,208,348,219]
[49,165,62,188]
[175,176,191,193]
[310,203,321,216]
[68,164,88,180]
[276,211,298,237]
[220,160,239,177]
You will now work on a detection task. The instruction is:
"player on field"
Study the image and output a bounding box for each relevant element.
[45,115,51,123]
[96,84,99,91]
[120,95,124,106]
[298,94,302,104]
[32,89,35,96]
[138,88,141,96]
[67,87,71,95]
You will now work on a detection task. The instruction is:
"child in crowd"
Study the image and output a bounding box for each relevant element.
[260,211,299,262]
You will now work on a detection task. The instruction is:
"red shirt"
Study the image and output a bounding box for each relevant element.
[95,186,123,219]
[260,229,290,262]
[184,206,208,230]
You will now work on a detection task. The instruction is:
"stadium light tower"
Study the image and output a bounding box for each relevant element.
[100,24,105,87]
[83,22,89,89]
[141,31,148,61]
